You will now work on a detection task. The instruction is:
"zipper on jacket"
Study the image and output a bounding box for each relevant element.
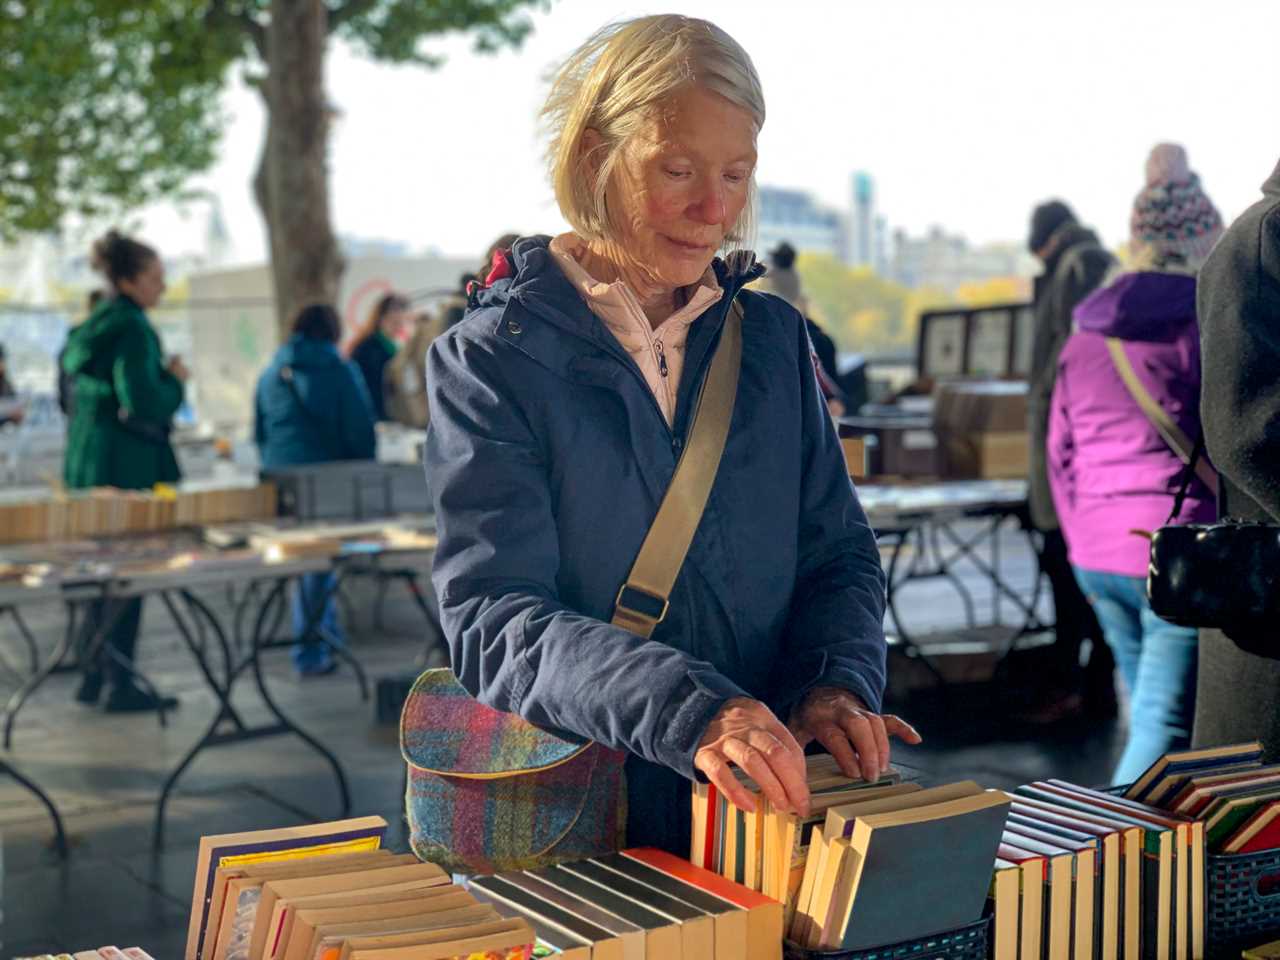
[655,339,669,378]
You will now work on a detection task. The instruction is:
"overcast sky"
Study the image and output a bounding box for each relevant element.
[141,0,1280,266]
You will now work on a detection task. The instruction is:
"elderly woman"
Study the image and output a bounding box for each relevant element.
[425,15,916,855]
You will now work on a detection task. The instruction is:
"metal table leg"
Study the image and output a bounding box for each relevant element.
[0,756,68,858]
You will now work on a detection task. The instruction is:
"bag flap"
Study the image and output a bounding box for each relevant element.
[399,668,589,777]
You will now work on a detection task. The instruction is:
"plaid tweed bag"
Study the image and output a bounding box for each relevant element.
[400,668,626,874]
[401,296,744,874]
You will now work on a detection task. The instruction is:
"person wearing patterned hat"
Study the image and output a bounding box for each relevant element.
[1045,143,1222,782]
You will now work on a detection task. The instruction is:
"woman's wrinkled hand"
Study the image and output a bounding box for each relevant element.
[695,697,810,816]
[789,686,922,782]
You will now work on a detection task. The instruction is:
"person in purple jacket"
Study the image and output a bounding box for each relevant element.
[1048,143,1224,784]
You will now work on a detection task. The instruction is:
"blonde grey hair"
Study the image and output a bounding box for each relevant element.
[541,15,765,249]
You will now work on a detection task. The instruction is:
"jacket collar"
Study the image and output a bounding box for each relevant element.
[484,235,763,382]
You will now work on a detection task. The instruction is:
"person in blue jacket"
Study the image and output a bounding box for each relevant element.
[425,14,918,856]
[256,304,377,675]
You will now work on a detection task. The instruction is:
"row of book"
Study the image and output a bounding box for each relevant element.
[1127,740,1280,853]
[18,951,157,960]
[0,483,277,545]
[187,816,782,960]
[991,777,1202,960]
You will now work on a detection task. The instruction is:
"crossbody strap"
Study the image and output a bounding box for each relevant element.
[1105,337,1219,496]
[611,297,745,638]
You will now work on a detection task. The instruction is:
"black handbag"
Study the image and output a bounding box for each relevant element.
[1146,434,1280,637]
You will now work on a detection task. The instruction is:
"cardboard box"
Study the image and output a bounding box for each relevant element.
[933,381,1029,479]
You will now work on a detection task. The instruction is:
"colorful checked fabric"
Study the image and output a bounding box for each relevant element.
[401,669,626,874]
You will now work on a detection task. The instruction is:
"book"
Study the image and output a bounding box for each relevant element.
[1225,801,1280,854]
[1125,742,1264,804]
[1012,796,1143,960]
[186,816,389,960]
[990,859,1021,960]
[1002,829,1081,960]
[998,843,1046,960]
[1021,784,1180,960]
[498,872,645,960]
[560,860,717,958]
[1152,762,1265,810]
[826,789,1011,950]
[594,853,749,960]
[1009,810,1118,960]
[314,909,510,960]
[468,874,631,960]
[1045,779,1201,960]
[280,892,482,960]
[1203,786,1280,850]
[242,861,450,960]
[209,854,415,960]
[208,852,404,960]
[620,848,782,960]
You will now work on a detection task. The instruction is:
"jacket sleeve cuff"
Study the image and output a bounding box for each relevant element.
[656,668,750,781]
[771,651,884,722]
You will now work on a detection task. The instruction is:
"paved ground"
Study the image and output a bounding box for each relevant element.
[0,524,1123,956]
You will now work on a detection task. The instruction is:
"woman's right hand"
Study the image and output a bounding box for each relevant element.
[694,697,810,816]
[167,356,190,382]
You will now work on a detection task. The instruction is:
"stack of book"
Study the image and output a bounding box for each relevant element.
[1127,742,1280,855]
[467,848,783,960]
[186,818,781,960]
[18,951,157,960]
[0,483,277,545]
[788,780,1010,951]
[990,777,1205,960]
[690,754,908,910]
[187,816,533,960]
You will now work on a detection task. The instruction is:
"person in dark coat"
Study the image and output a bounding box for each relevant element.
[1194,155,1280,759]
[61,230,186,712]
[347,293,409,421]
[1025,200,1115,720]
[425,14,918,858]
[255,304,377,675]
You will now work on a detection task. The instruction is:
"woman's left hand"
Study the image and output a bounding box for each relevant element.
[789,686,922,782]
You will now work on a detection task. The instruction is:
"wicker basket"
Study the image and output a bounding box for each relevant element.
[1206,848,1280,958]
[782,916,990,960]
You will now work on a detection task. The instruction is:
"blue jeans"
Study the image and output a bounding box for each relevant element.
[291,572,344,674]
[1073,567,1197,785]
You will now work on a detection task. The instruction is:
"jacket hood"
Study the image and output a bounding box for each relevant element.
[276,334,345,370]
[462,235,766,332]
[1073,270,1197,341]
[1264,158,1280,199]
[1043,222,1104,275]
[62,296,142,376]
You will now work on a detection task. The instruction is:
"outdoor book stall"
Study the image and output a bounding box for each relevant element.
[29,740,1280,960]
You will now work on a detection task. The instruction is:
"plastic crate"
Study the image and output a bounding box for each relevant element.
[783,916,990,960]
[1206,847,1280,957]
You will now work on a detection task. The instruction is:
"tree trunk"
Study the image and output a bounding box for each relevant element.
[254,0,343,343]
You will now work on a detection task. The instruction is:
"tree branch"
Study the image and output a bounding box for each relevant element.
[328,0,379,32]
[205,0,266,58]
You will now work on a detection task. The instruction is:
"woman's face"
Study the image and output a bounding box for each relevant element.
[598,85,757,289]
[118,257,166,310]
[381,307,410,339]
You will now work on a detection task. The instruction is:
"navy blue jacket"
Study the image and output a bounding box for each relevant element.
[255,335,377,469]
[424,237,887,853]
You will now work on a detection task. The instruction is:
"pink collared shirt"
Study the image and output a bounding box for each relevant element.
[549,233,723,427]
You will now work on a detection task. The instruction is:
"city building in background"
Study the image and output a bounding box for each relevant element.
[755,186,845,260]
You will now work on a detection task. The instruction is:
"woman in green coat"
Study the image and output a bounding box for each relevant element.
[62,230,186,711]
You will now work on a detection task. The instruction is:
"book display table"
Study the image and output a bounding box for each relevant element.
[856,479,1045,685]
[0,520,440,852]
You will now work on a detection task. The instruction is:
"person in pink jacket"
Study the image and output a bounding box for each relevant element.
[1048,144,1222,783]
